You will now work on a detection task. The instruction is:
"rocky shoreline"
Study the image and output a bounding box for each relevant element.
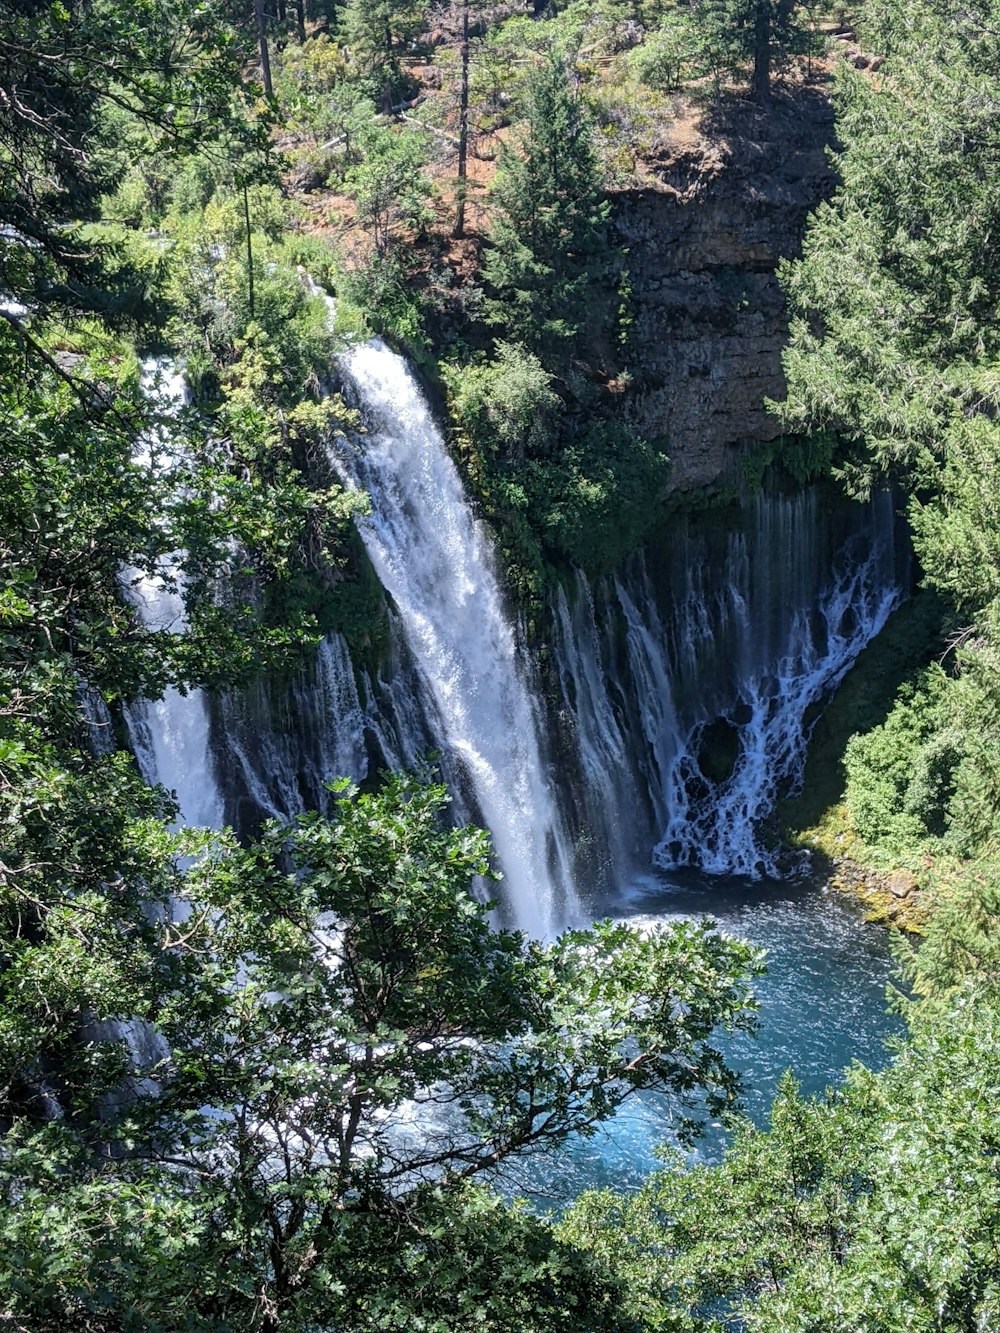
[826,857,925,932]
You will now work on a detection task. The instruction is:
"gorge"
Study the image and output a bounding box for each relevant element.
[10,0,999,1323]
[126,310,910,1191]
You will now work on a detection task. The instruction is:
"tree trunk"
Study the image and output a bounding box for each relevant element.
[453,0,470,239]
[243,182,255,320]
[751,0,771,104]
[295,0,305,43]
[382,17,395,111]
[255,0,273,97]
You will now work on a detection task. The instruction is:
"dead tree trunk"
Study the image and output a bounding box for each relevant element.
[453,0,471,238]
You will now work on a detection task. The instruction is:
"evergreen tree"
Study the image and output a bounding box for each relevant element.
[0,0,258,328]
[562,994,1000,1331]
[339,0,429,107]
[482,55,612,357]
[775,0,1000,868]
[691,0,810,101]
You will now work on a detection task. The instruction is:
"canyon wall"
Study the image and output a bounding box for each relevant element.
[613,93,835,493]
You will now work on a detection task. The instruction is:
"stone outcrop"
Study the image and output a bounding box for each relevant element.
[613,91,836,493]
[829,856,925,931]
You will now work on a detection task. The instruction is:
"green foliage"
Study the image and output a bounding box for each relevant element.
[442,54,668,589]
[342,250,429,349]
[275,31,353,112]
[777,1,1000,876]
[783,587,949,834]
[895,858,1000,997]
[737,432,840,497]
[683,0,816,99]
[908,418,1000,615]
[343,119,435,255]
[339,0,430,105]
[562,992,1000,1331]
[445,342,561,461]
[843,668,952,855]
[168,191,329,392]
[0,776,760,1328]
[517,422,670,574]
[483,55,613,359]
[446,349,669,585]
[0,334,321,705]
[0,304,374,1134]
[778,7,1000,494]
[629,9,704,91]
[562,1071,875,1332]
[156,181,388,643]
[0,7,386,1156]
[0,0,262,326]
[839,613,1000,863]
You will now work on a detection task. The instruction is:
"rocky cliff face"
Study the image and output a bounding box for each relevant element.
[614,92,836,493]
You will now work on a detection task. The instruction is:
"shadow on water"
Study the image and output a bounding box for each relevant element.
[504,867,902,1206]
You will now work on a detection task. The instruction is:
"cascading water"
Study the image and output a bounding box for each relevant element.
[111,309,910,1196]
[205,305,907,918]
[122,361,223,830]
[162,280,910,929]
[83,361,221,1089]
[329,337,579,936]
[208,620,462,830]
[210,631,369,826]
[551,487,906,889]
[653,489,902,875]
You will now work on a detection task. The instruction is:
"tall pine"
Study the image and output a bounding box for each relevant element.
[482,56,611,359]
[692,0,808,102]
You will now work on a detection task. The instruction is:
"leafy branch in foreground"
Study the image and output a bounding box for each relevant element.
[0,775,761,1330]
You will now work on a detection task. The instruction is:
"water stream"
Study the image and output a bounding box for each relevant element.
[552,489,905,900]
[123,361,224,830]
[330,337,580,937]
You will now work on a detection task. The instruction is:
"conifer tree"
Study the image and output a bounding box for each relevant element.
[339,0,429,107]
[692,0,808,101]
[482,55,611,357]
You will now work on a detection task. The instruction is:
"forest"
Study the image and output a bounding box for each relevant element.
[2,0,1000,1327]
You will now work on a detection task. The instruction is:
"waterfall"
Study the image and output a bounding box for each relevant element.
[208,622,458,829]
[329,338,579,936]
[552,488,906,886]
[133,286,907,922]
[209,632,369,826]
[122,361,223,830]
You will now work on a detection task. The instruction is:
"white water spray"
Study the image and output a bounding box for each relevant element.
[553,489,905,883]
[122,361,223,830]
[331,337,578,935]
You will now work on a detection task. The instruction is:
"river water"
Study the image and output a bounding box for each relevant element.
[504,867,900,1203]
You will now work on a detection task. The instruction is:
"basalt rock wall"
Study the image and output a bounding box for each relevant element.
[613,93,836,493]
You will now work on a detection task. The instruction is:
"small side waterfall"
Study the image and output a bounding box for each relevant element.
[552,488,906,887]
[330,339,579,936]
[208,620,462,830]
[209,632,369,826]
[123,362,223,830]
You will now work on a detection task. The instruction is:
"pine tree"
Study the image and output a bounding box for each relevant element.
[692,0,809,102]
[339,0,429,108]
[482,55,612,357]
